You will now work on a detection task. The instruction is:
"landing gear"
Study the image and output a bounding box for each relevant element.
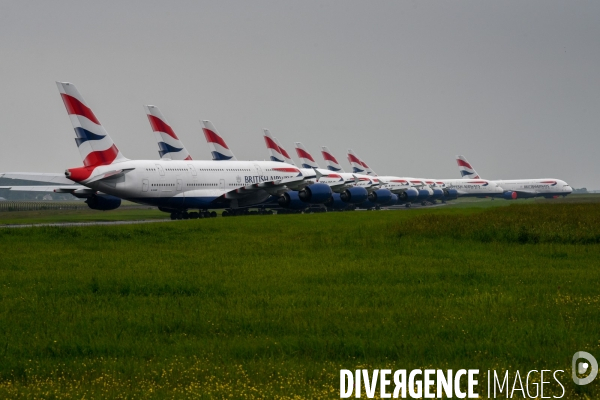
[170,212,184,220]
[405,203,412,208]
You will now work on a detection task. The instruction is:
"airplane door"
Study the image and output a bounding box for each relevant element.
[176,179,183,191]
[255,164,263,179]
[156,164,165,176]
[188,164,197,176]
[219,179,225,190]
[142,179,149,192]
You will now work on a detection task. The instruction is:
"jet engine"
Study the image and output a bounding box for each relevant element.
[278,191,306,209]
[430,188,444,200]
[443,188,459,200]
[325,193,351,210]
[85,194,121,210]
[416,189,431,202]
[399,188,419,202]
[340,186,368,204]
[367,188,393,204]
[383,193,398,206]
[503,191,518,200]
[298,183,332,204]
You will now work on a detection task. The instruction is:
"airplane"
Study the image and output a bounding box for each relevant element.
[145,109,330,215]
[1,105,193,206]
[318,145,418,209]
[195,121,344,212]
[456,155,573,199]
[262,132,374,210]
[345,150,435,207]
[293,141,397,210]
[3,82,334,220]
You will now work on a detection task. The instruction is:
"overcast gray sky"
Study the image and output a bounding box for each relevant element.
[1,1,598,188]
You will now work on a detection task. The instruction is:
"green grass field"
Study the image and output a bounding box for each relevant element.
[0,196,599,398]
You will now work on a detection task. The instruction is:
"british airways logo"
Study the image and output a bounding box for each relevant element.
[244,175,285,184]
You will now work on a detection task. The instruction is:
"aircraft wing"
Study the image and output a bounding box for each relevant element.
[0,172,76,185]
[0,185,85,192]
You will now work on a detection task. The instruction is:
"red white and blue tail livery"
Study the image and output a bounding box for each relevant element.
[275,138,296,166]
[295,142,320,169]
[347,149,365,174]
[145,105,192,161]
[57,82,127,168]
[321,146,344,172]
[263,129,285,163]
[202,120,237,161]
[347,149,376,176]
[456,155,480,179]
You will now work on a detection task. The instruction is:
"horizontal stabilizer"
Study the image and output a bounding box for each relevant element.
[0,172,76,185]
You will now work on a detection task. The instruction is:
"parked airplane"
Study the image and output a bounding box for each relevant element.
[293,141,403,210]
[15,82,333,219]
[345,150,434,207]
[456,155,573,199]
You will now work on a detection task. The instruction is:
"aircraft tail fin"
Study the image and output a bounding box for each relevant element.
[456,155,480,179]
[263,129,286,162]
[202,120,237,161]
[347,149,365,174]
[347,149,376,175]
[294,142,320,169]
[321,146,345,172]
[145,105,192,161]
[274,138,296,166]
[56,82,127,167]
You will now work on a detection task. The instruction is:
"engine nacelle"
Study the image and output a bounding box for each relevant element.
[430,188,444,200]
[298,183,332,204]
[383,193,398,206]
[416,189,431,201]
[503,191,518,200]
[278,191,307,209]
[398,188,419,202]
[368,188,393,204]
[85,194,121,210]
[325,193,351,210]
[443,188,459,200]
[340,186,368,204]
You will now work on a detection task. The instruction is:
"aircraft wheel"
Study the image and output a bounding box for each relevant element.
[210,211,217,218]
[189,212,199,219]
[170,213,177,220]
[222,211,229,217]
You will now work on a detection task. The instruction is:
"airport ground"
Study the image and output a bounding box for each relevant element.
[0,195,599,398]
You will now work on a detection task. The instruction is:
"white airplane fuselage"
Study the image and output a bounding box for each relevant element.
[68,159,306,210]
[436,179,504,197]
[492,179,572,198]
